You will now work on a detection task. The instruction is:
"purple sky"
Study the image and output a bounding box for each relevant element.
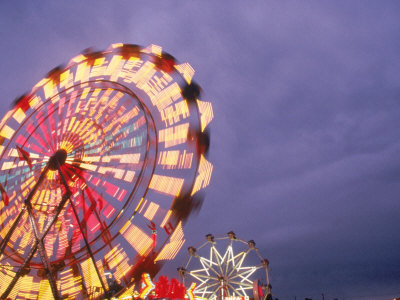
[1,1,399,299]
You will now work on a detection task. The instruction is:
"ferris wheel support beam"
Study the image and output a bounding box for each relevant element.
[1,238,40,299]
[1,163,73,300]
[68,198,108,295]
[25,200,60,300]
[0,163,51,258]
[227,250,249,278]
[1,190,72,299]
[211,246,224,276]
[56,165,108,295]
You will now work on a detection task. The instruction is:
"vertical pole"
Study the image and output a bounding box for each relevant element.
[219,277,225,300]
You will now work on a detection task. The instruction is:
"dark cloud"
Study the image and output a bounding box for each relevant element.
[0,1,399,299]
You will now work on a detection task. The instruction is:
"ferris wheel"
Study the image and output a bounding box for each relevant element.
[0,43,214,299]
[178,232,272,300]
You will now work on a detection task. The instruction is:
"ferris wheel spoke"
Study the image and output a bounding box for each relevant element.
[226,282,247,297]
[207,284,222,300]
[46,102,59,149]
[194,280,220,299]
[184,255,194,270]
[227,249,250,278]
[199,257,221,278]
[225,244,235,275]
[189,276,210,289]
[36,111,57,153]
[229,266,261,283]
[210,245,225,275]
[228,279,253,288]
[197,280,220,292]
[189,271,217,281]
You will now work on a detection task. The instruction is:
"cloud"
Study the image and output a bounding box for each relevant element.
[0,1,400,298]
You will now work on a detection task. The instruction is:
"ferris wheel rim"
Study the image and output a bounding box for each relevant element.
[0,43,214,299]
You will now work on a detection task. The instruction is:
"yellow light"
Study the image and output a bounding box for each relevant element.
[60,140,74,153]
[187,283,197,300]
[120,222,152,256]
[71,54,87,63]
[43,80,57,98]
[91,57,107,78]
[67,116,76,132]
[106,55,123,78]
[75,62,90,83]
[175,62,195,84]
[80,87,91,99]
[28,96,43,110]
[158,150,193,170]
[1,161,14,170]
[80,258,104,293]
[123,170,136,182]
[13,108,26,124]
[158,123,189,148]
[139,273,156,299]
[197,100,214,132]
[104,246,131,281]
[143,201,159,220]
[155,221,185,262]
[0,125,15,139]
[79,163,97,172]
[111,43,123,49]
[34,78,48,88]
[161,100,189,127]
[38,280,52,300]
[160,210,172,228]
[158,150,179,168]
[191,155,213,196]
[131,61,156,87]
[59,268,82,298]
[134,197,145,214]
[142,44,162,56]
[149,174,184,196]
[149,82,181,112]
[60,69,73,90]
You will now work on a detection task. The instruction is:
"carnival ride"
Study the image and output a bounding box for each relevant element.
[0,43,213,299]
[178,232,272,300]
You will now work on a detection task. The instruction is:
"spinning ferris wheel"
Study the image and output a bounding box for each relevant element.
[178,232,272,300]
[0,43,213,299]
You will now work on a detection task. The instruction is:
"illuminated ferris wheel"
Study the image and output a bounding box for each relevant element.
[0,43,213,299]
[178,232,272,300]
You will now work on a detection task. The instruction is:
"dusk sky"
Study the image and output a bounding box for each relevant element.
[0,2,399,299]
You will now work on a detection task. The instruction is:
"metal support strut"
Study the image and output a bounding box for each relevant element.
[1,159,71,300]
[56,163,108,295]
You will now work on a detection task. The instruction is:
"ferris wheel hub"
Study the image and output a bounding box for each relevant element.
[48,149,68,170]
